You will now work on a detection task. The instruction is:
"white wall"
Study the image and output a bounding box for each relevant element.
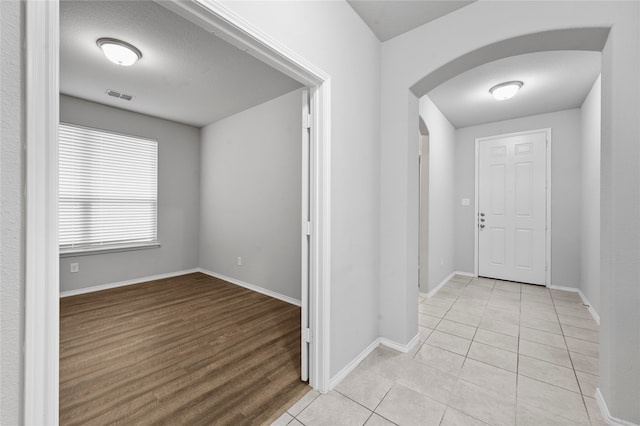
[454,109,582,288]
[380,2,639,421]
[59,95,201,292]
[0,1,24,423]
[419,96,456,292]
[199,89,302,301]
[220,1,381,377]
[580,76,601,314]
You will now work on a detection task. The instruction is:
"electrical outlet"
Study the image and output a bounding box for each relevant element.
[237,256,242,266]
[70,263,79,273]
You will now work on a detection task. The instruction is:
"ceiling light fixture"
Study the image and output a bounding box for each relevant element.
[489,81,523,101]
[97,38,142,66]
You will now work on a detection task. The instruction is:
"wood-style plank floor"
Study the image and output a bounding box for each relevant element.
[60,272,309,425]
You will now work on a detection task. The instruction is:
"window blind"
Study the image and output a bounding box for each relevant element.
[59,123,158,253]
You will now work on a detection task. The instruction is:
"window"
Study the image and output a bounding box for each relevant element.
[59,123,158,254]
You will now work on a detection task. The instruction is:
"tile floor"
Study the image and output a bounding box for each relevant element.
[273,275,605,426]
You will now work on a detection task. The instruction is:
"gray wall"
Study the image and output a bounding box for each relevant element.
[59,95,201,292]
[419,96,457,292]
[199,89,302,301]
[580,76,601,313]
[1,1,24,423]
[222,1,381,377]
[454,109,582,288]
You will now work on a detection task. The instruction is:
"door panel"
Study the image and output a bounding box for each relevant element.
[478,132,546,285]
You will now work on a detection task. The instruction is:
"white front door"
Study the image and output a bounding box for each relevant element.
[477,131,547,285]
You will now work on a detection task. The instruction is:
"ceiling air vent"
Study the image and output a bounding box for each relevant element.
[106,89,135,101]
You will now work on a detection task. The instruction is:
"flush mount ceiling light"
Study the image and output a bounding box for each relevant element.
[489,81,523,101]
[97,38,142,66]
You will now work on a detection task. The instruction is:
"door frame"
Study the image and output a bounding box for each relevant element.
[473,128,552,286]
[24,1,333,424]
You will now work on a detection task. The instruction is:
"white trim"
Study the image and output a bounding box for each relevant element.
[59,269,200,298]
[427,271,457,298]
[329,338,380,389]
[380,333,420,353]
[199,269,302,307]
[474,128,552,286]
[24,1,60,424]
[547,285,600,325]
[454,271,476,277]
[595,388,639,426]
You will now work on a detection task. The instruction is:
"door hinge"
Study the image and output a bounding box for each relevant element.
[304,114,312,129]
[305,221,312,236]
[304,328,312,343]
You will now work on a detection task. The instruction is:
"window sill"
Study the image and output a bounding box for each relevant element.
[59,243,160,258]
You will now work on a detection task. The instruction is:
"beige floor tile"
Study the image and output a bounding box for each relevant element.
[566,337,599,358]
[440,407,489,426]
[482,307,520,325]
[570,352,599,375]
[424,297,455,309]
[494,281,523,293]
[473,328,518,352]
[419,303,448,318]
[467,341,517,372]
[356,347,412,382]
[520,326,567,349]
[398,360,457,404]
[561,324,599,343]
[375,384,446,426]
[419,313,441,329]
[516,401,587,426]
[521,301,557,315]
[426,330,471,356]
[555,305,594,320]
[335,367,395,410]
[448,379,516,425]
[575,370,598,397]
[436,319,477,340]
[517,376,589,424]
[550,289,582,302]
[520,308,560,323]
[520,316,563,335]
[450,302,485,316]
[297,391,372,426]
[443,310,482,327]
[289,419,304,426]
[364,413,395,426]
[469,278,495,288]
[520,284,548,294]
[413,343,465,377]
[271,412,294,426]
[287,389,321,416]
[418,326,433,342]
[552,298,587,309]
[558,315,599,331]
[459,358,517,398]
[519,339,572,368]
[478,316,519,337]
[518,355,580,393]
[584,396,607,426]
[521,293,553,305]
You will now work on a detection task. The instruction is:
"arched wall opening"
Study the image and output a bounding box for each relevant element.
[379,3,639,422]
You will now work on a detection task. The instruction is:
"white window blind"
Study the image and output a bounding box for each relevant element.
[59,123,158,253]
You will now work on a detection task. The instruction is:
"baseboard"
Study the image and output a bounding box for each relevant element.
[595,388,639,426]
[329,338,380,389]
[59,268,201,297]
[455,271,476,277]
[547,285,600,325]
[380,333,420,354]
[427,271,456,298]
[197,268,301,307]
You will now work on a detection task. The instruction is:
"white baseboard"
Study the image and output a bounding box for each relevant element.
[455,271,476,277]
[380,333,420,353]
[547,285,600,325]
[60,268,200,297]
[329,338,380,389]
[197,268,301,307]
[595,388,639,426]
[427,271,456,298]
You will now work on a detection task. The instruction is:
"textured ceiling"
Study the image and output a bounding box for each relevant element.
[60,1,303,128]
[428,51,601,129]
[347,0,474,41]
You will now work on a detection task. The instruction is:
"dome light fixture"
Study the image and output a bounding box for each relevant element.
[489,81,523,101]
[97,38,142,67]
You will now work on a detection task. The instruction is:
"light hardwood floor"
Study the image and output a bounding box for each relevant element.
[60,272,309,425]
